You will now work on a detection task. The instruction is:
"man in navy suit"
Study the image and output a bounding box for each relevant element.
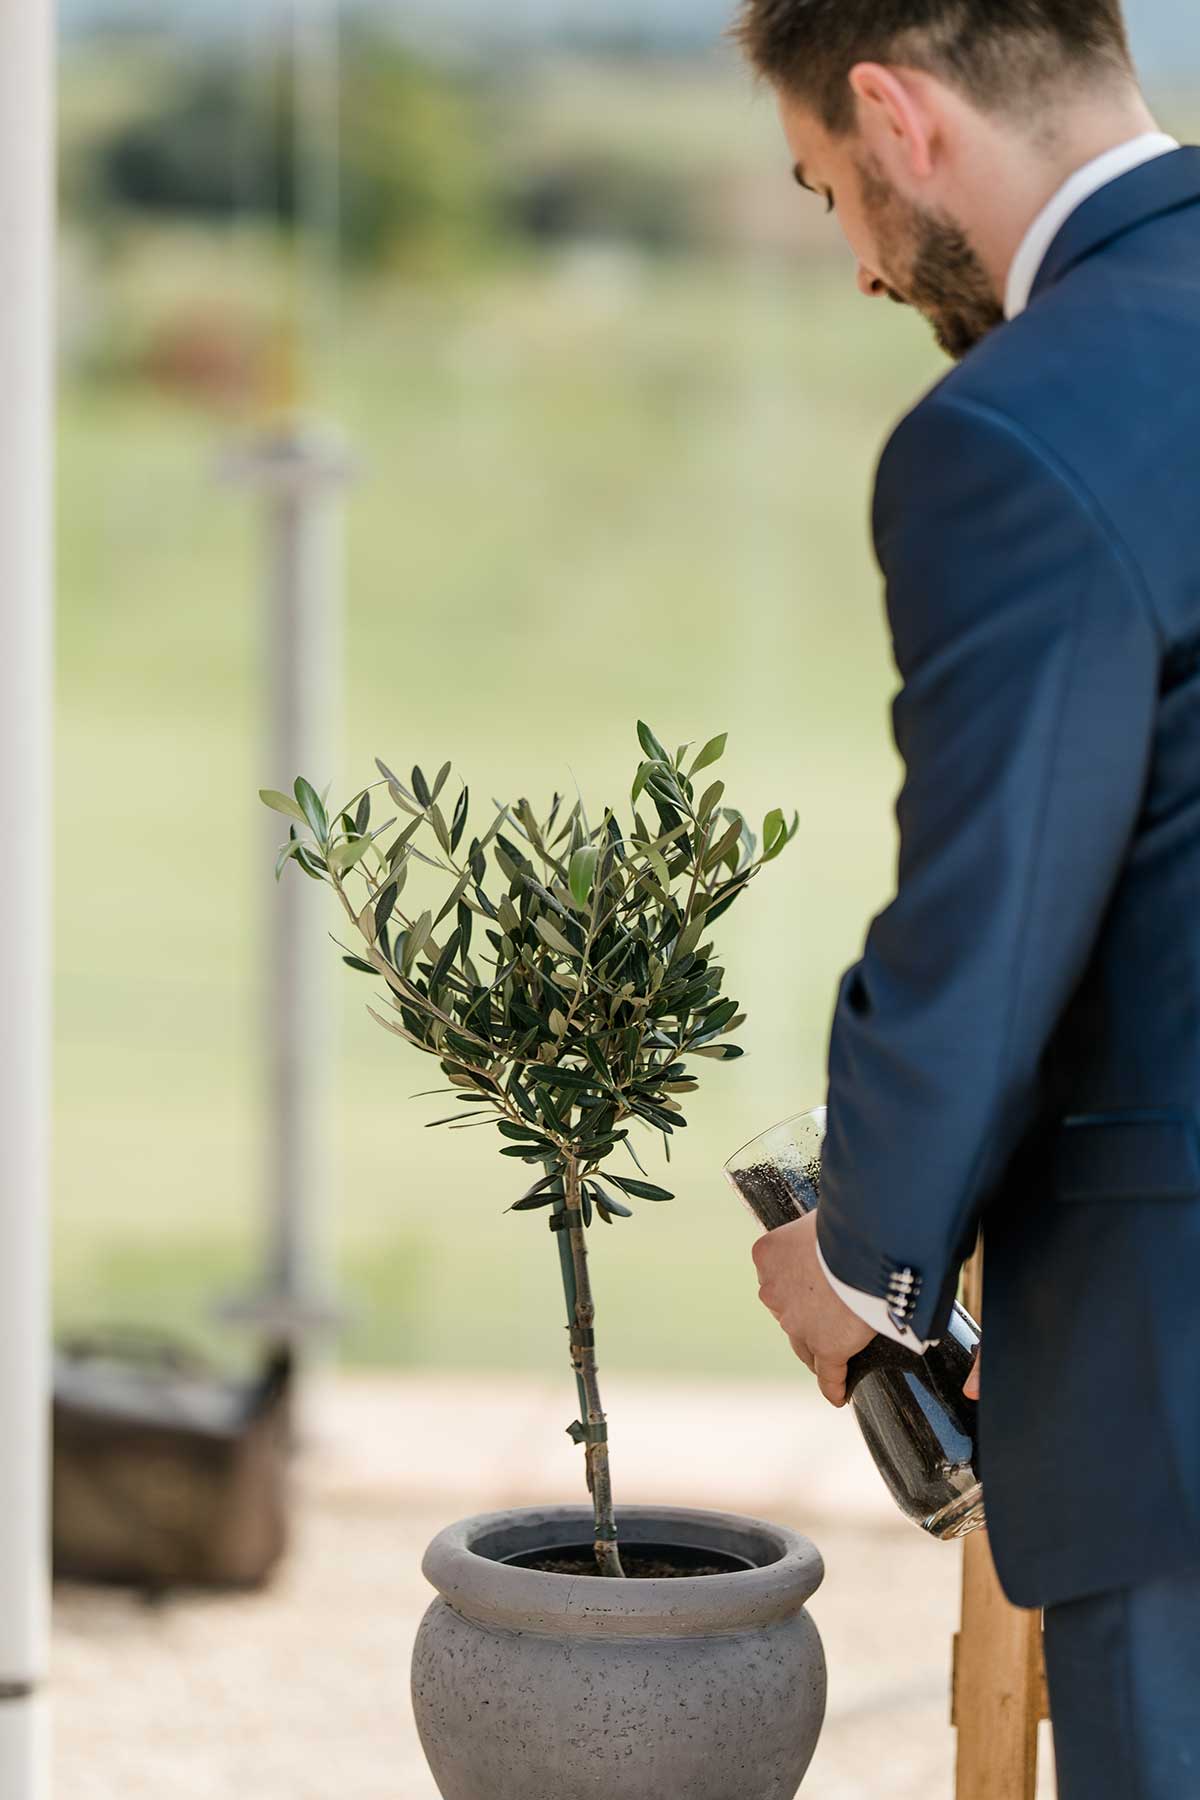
[735,2,1200,1792]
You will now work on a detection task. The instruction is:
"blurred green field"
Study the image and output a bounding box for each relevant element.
[54,251,943,1378]
[54,14,958,1380]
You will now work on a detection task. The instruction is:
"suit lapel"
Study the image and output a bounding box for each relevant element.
[1030,145,1200,304]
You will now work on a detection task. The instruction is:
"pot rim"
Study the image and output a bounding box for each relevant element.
[421,1503,825,1640]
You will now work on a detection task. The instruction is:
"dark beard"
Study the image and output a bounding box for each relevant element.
[857,155,1005,361]
[908,216,1006,360]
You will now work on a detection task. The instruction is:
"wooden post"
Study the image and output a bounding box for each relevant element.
[952,1247,1049,1800]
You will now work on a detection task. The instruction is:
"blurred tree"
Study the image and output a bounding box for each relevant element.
[91,30,497,268]
[503,148,699,253]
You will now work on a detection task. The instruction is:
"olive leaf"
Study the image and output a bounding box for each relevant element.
[329,836,373,876]
[294,776,329,844]
[261,788,308,823]
[689,733,727,778]
[568,844,599,909]
[535,916,578,959]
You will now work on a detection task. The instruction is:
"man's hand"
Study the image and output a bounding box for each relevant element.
[752,1213,876,1407]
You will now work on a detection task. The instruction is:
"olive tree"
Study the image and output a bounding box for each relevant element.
[262,723,796,1576]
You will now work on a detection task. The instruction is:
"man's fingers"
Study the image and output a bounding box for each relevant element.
[964,1347,982,1401]
[815,1357,848,1409]
[748,1214,875,1398]
[757,1284,783,1321]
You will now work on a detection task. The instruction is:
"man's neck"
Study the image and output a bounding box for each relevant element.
[969,94,1164,303]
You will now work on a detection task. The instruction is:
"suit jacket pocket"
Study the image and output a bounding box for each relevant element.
[1053,1108,1200,1201]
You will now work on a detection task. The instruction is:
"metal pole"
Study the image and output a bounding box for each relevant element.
[0,0,54,1791]
[219,427,353,1345]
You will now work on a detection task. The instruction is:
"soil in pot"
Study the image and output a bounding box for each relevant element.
[503,1539,754,1578]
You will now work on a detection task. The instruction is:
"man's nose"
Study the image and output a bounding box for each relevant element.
[857,265,888,298]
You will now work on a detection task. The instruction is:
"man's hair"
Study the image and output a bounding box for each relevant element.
[733,0,1134,135]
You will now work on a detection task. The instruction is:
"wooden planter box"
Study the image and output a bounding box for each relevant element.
[52,1334,293,1593]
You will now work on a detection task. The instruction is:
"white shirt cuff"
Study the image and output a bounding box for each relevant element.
[815,1237,933,1352]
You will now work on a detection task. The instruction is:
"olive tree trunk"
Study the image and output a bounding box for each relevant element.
[556,1157,624,1578]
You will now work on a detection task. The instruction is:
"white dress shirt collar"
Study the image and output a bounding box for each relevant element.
[1004,131,1181,320]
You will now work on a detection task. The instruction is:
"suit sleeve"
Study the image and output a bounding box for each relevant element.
[815,393,1161,1343]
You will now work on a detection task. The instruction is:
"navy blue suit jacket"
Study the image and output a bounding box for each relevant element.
[817,147,1200,1609]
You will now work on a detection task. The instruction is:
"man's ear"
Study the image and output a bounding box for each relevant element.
[848,62,936,183]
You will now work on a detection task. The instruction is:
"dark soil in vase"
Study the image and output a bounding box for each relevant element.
[503,1540,754,1578]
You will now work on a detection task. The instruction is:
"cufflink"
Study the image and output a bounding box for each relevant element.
[882,1261,923,1333]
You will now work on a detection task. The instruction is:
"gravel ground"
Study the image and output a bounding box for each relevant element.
[52,1373,1057,1798]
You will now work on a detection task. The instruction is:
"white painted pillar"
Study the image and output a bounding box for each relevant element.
[0,0,54,1794]
[218,427,352,1346]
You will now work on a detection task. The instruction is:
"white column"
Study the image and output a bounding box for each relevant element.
[218,428,352,1346]
[0,0,54,1795]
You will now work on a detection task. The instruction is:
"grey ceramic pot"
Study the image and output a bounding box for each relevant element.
[411,1504,827,1800]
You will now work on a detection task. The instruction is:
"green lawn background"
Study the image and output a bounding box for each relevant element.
[54,58,955,1377]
